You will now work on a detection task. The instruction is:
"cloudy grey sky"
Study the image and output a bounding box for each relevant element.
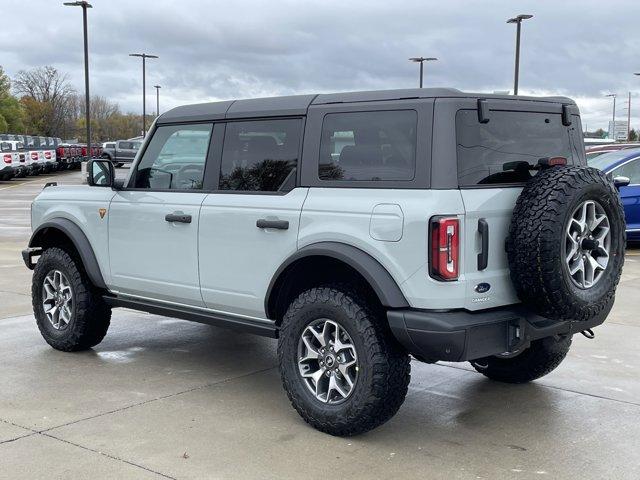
[1,0,639,131]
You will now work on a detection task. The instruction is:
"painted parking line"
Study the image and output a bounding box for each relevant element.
[0,176,58,191]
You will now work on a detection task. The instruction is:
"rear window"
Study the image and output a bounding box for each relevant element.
[456,110,575,186]
[319,110,417,182]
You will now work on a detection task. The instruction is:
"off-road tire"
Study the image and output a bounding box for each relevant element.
[278,286,411,436]
[506,166,625,322]
[470,335,572,383]
[32,247,111,351]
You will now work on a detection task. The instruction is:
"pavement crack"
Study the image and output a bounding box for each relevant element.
[40,432,177,479]
[41,365,277,434]
[431,362,640,408]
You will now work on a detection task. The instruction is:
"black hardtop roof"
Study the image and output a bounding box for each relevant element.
[158,88,576,124]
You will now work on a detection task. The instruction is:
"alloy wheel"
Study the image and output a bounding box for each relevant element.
[564,200,611,289]
[42,270,74,330]
[297,318,359,404]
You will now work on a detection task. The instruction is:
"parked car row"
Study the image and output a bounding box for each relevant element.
[0,133,103,181]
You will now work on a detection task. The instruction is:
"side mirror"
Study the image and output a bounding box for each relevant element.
[613,176,630,189]
[87,159,114,187]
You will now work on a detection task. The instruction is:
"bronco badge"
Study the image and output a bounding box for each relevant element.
[99,208,107,219]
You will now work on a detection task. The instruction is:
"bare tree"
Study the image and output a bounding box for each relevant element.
[14,66,75,136]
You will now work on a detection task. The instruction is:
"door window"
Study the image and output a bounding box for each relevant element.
[219,119,301,192]
[318,110,417,182]
[132,123,213,190]
[612,158,640,184]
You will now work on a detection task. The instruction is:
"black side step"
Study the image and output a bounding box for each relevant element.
[103,295,278,338]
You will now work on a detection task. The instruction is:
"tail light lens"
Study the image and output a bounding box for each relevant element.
[3,154,11,164]
[429,216,460,281]
[30,152,38,160]
[45,151,51,159]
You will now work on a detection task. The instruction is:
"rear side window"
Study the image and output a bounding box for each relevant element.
[456,110,574,186]
[319,110,416,181]
[219,118,301,192]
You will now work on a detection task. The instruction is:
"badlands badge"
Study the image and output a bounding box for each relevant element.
[98,208,107,219]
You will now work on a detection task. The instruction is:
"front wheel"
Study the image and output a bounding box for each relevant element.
[278,286,410,436]
[470,335,572,384]
[32,247,111,351]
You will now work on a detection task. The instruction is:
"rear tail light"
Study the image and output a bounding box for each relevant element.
[45,151,51,159]
[429,216,460,281]
[3,154,11,164]
[30,152,38,160]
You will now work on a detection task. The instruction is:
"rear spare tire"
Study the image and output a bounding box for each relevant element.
[506,165,625,322]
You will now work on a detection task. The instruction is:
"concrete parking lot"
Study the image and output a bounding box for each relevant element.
[1,170,639,480]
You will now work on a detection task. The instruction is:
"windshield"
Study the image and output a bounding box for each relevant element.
[587,148,640,171]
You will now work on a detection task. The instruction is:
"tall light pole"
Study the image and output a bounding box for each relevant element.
[507,14,533,95]
[129,53,158,136]
[63,1,92,160]
[634,74,640,141]
[606,93,617,140]
[153,85,161,117]
[409,57,437,88]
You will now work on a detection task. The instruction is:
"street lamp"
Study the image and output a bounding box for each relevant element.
[63,1,92,160]
[153,85,161,117]
[408,57,437,88]
[129,53,158,136]
[606,93,616,140]
[507,14,533,95]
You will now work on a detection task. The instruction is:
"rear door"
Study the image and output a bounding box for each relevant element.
[198,118,306,318]
[610,156,640,235]
[438,98,584,310]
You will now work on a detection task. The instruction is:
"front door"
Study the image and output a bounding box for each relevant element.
[198,118,306,318]
[611,156,640,237]
[108,122,216,306]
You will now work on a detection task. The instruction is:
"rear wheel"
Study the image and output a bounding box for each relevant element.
[32,247,111,351]
[278,286,410,436]
[470,335,572,383]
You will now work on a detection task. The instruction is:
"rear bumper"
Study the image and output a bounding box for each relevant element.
[388,304,606,362]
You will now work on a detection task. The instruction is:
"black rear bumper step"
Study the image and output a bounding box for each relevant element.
[103,295,278,338]
[388,305,606,363]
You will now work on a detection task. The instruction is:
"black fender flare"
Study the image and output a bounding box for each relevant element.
[265,241,409,318]
[28,218,107,290]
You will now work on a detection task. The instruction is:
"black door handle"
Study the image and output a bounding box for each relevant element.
[256,219,289,230]
[165,213,192,224]
[477,218,489,270]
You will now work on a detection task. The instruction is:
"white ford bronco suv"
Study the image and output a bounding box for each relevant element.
[22,89,626,436]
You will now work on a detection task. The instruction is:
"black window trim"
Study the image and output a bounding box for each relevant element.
[123,116,306,196]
